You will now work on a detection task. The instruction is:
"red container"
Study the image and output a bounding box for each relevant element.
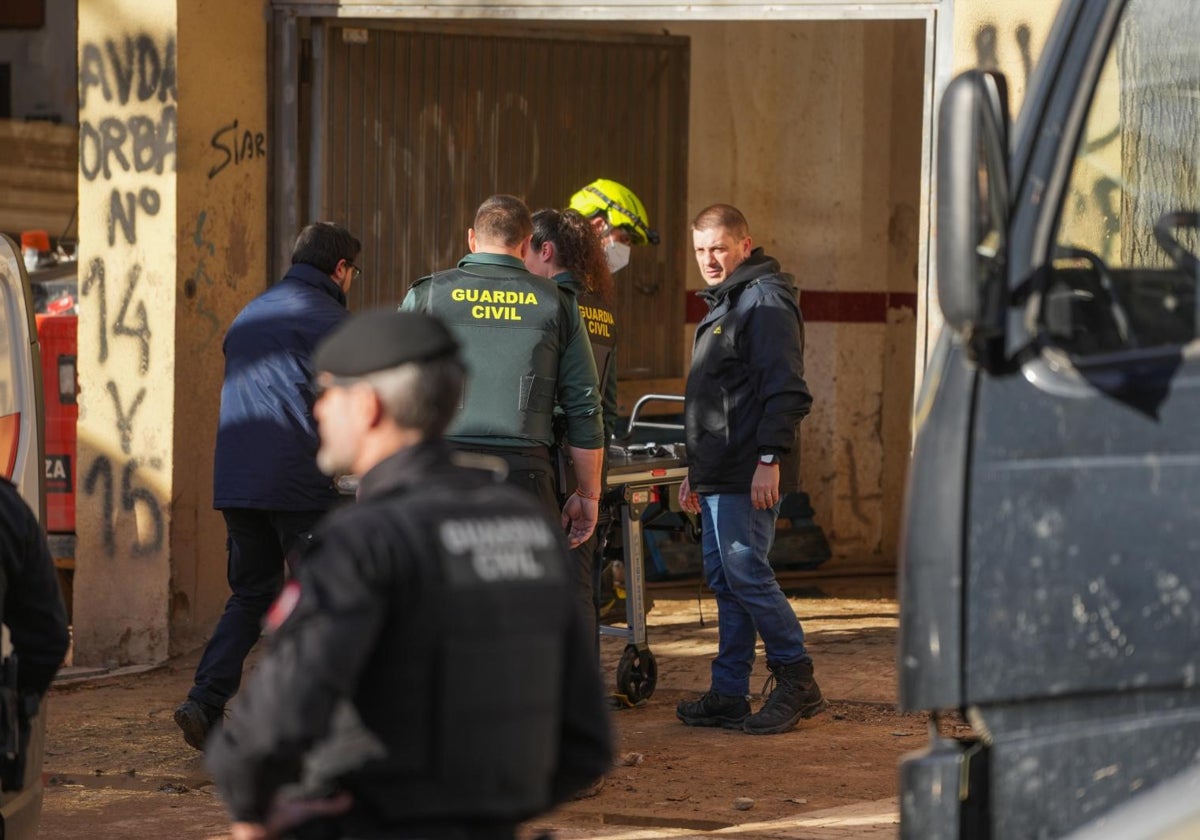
[35,313,77,533]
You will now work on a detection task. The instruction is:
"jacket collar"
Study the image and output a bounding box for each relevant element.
[284,263,347,307]
[697,247,781,307]
[552,270,583,295]
[356,439,454,502]
[457,252,528,271]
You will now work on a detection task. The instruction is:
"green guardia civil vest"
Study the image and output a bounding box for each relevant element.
[574,289,616,429]
[420,267,564,445]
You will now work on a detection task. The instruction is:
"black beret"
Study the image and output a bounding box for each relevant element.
[314,308,460,377]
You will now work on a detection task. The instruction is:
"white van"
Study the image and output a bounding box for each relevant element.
[0,232,43,515]
[0,232,49,839]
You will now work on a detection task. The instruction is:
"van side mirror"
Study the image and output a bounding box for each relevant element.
[937,70,1011,368]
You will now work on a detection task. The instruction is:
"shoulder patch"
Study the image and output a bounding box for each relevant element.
[265,579,303,632]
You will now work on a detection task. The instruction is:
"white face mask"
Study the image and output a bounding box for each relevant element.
[604,240,631,274]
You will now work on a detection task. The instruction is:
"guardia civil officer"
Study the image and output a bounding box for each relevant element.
[400,195,605,550]
[205,309,613,840]
[523,207,617,645]
[0,478,70,791]
[552,181,659,631]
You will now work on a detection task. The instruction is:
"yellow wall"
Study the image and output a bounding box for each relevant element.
[170,0,270,656]
[76,1,179,665]
[75,0,267,665]
[953,1,1061,114]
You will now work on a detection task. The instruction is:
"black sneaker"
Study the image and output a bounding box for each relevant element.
[743,662,827,736]
[676,690,750,729]
[174,699,222,751]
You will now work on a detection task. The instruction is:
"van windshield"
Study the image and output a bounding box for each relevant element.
[1046,2,1200,356]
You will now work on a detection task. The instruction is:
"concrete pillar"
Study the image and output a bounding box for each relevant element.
[75,0,267,665]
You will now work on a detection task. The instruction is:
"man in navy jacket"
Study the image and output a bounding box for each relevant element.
[175,222,360,750]
[675,204,824,736]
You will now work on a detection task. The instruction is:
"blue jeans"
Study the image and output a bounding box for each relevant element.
[189,508,324,710]
[700,493,810,696]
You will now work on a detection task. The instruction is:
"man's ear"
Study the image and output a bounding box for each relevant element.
[467,228,478,254]
[360,385,385,429]
[741,236,753,259]
[540,241,555,263]
[518,234,532,260]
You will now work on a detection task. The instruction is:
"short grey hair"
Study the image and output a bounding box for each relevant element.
[362,356,465,439]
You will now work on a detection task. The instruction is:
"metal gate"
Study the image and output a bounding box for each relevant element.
[304,22,689,380]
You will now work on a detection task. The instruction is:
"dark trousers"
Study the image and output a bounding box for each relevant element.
[189,508,325,710]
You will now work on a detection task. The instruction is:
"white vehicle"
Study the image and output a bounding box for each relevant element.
[0,232,49,839]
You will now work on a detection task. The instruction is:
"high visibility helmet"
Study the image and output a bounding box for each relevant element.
[568,179,660,246]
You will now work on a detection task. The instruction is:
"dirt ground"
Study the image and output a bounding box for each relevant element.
[37,573,949,839]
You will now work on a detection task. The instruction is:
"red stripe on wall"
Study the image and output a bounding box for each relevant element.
[684,290,918,324]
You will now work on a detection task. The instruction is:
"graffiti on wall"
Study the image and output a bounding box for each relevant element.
[208,119,266,180]
[78,33,174,559]
[184,210,222,346]
[971,19,1120,261]
[972,22,1034,85]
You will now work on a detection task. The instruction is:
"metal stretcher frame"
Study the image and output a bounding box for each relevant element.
[601,394,690,703]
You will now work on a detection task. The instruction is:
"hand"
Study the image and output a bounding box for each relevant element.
[562,492,598,548]
[750,463,781,510]
[678,477,701,514]
[231,790,354,839]
[267,791,353,834]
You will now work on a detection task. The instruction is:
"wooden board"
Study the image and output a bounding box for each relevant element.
[0,119,77,238]
[617,377,686,416]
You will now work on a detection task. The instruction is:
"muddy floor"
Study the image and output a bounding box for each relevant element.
[39,574,945,839]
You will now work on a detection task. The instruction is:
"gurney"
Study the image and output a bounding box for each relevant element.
[600,394,691,704]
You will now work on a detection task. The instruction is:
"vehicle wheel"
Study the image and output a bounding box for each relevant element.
[616,645,657,703]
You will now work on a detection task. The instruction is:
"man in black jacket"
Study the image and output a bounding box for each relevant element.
[675,204,824,736]
[0,477,70,694]
[0,478,70,800]
[206,309,612,840]
[175,222,359,751]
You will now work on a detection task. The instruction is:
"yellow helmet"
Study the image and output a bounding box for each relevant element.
[568,179,659,246]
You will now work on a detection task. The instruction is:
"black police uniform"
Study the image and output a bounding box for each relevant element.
[205,440,613,839]
[0,478,71,790]
[0,479,70,698]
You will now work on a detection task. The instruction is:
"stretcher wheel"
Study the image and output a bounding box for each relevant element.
[616,645,657,703]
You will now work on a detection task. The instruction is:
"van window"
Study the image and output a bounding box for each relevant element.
[1047,2,1200,356]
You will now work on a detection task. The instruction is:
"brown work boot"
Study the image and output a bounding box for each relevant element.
[743,661,826,735]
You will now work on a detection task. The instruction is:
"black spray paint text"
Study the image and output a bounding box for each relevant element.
[80,35,177,109]
[208,119,266,179]
[80,106,177,182]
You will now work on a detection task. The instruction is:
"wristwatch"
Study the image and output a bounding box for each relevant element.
[757,452,779,466]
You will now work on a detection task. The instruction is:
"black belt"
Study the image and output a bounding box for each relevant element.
[449,443,551,463]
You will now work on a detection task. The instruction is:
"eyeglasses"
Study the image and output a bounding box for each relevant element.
[345,262,363,281]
